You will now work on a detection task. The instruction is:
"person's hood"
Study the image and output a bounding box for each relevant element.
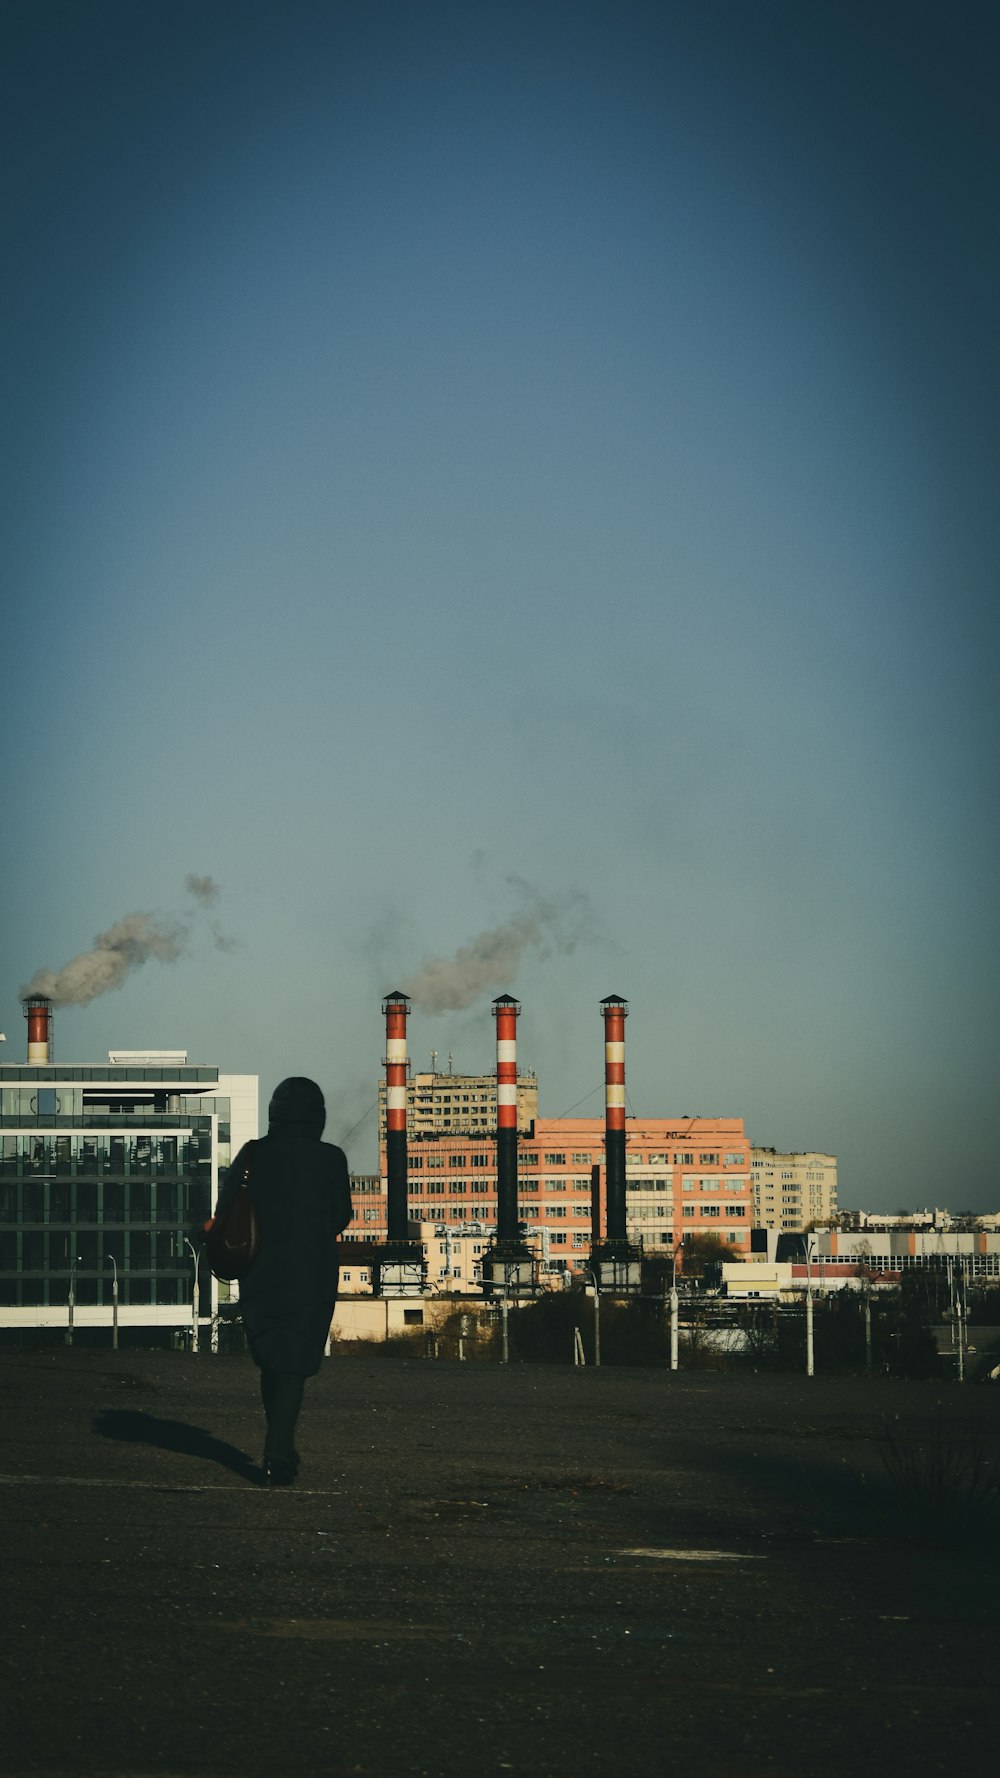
[267,1076,326,1141]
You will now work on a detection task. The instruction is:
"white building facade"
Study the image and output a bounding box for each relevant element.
[0,1047,257,1346]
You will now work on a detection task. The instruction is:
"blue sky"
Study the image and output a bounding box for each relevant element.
[3,1,997,1207]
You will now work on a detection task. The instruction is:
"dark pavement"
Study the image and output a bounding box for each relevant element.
[1,1348,997,1776]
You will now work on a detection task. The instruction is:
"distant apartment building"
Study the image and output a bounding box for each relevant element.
[341,1114,752,1290]
[842,1207,952,1232]
[751,1149,837,1232]
[376,1068,538,1139]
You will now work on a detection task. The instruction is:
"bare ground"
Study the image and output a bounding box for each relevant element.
[0,1348,997,1777]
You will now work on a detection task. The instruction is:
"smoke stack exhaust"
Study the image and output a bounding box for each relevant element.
[24,996,52,1063]
[383,991,410,1242]
[601,995,628,1241]
[493,993,520,1241]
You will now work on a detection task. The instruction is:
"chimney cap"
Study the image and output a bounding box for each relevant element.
[492,993,521,1015]
[382,990,411,1011]
[600,994,629,1014]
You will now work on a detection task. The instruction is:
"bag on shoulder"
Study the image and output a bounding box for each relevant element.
[205,1152,260,1282]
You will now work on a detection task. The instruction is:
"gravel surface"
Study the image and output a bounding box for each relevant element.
[1,1349,997,1776]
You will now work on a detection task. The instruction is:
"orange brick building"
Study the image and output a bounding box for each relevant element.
[355,1110,751,1285]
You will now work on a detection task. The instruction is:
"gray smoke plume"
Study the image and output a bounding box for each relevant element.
[185,873,219,905]
[20,913,187,1007]
[404,882,589,1014]
[20,876,233,1007]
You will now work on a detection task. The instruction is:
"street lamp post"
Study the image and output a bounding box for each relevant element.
[183,1238,201,1356]
[581,1267,601,1368]
[106,1253,119,1351]
[65,1252,82,1347]
[805,1236,816,1378]
[500,1278,510,1364]
[669,1244,681,1373]
[946,1258,960,1379]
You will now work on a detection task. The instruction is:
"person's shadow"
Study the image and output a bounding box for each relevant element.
[93,1409,260,1483]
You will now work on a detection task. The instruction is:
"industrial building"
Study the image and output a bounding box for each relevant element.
[357,989,750,1294]
[0,999,257,1346]
[723,1226,1000,1297]
[340,1112,753,1289]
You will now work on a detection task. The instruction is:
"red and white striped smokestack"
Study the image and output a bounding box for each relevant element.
[601,995,628,1241]
[493,993,520,1241]
[383,991,410,1242]
[24,996,52,1064]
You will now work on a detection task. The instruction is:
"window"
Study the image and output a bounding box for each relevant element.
[699,1153,720,1166]
[521,1153,538,1167]
[702,1205,720,1218]
[549,1232,567,1246]
[724,1153,745,1166]
[543,1153,566,1165]
[522,1205,539,1218]
[544,1180,566,1192]
[571,1152,592,1165]
[548,1206,567,1218]
[363,1208,380,1222]
[573,1232,588,1247]
[426,1182,445,1196]
[674,1152,694,1165]
[449,1155,466,1168]
[682,1206,695,1218]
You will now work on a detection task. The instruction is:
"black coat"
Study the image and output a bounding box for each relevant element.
[216,1080,352,1376]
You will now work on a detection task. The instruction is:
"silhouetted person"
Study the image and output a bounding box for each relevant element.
[215,1076,352,1485]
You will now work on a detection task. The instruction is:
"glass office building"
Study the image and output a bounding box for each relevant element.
[0,1053,258,1347]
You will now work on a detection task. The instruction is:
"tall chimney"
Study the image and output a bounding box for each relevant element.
[24,996,52,1064]
[382,992,410,1242]
[601,995,628,1241]
[492,994,520,1241]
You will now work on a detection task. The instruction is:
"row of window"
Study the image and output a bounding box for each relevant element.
[362,1203,746,1225]
[682,1205,747,1219]
[0,1180,197,1223]
[0,1277,195,1307]
[404,1149,746,1170]
[0,1134,206,1176]
[4,1230,196,1270]
[397,1180,746,1200]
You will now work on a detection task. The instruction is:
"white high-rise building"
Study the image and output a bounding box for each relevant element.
[751,1149,837,1232]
